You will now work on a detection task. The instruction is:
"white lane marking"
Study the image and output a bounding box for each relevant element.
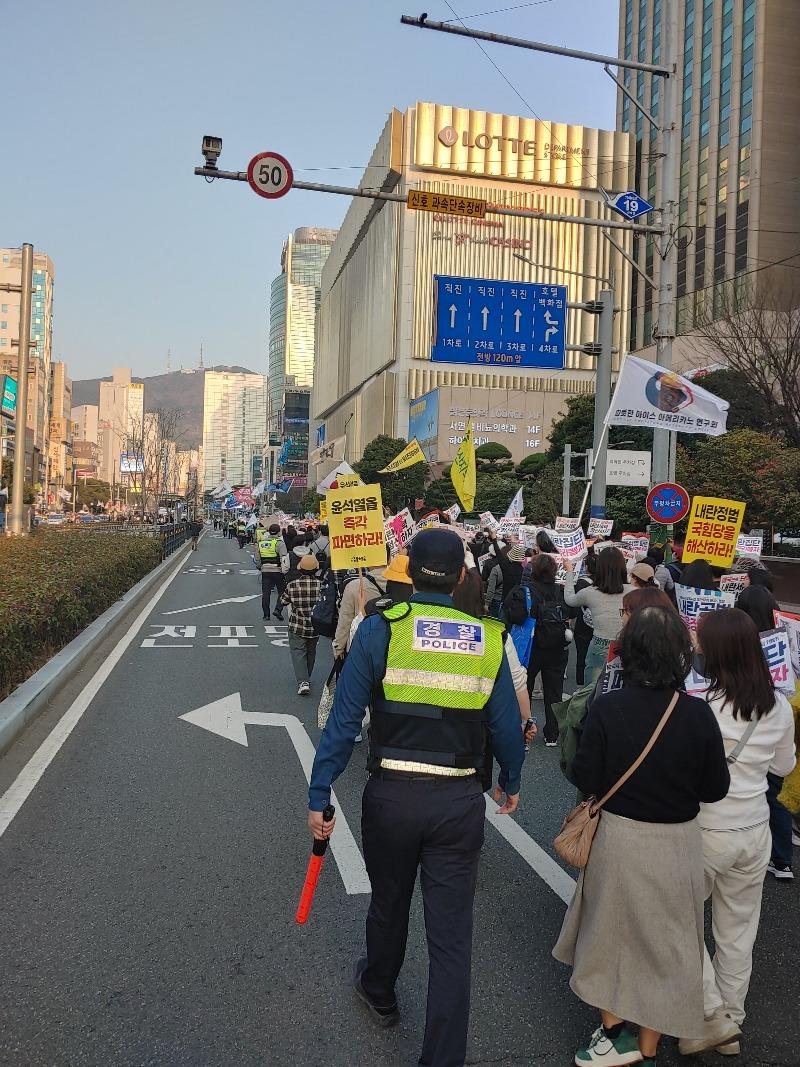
[0,546,192,840]
[179,695,371,896]
[483,794,576,905]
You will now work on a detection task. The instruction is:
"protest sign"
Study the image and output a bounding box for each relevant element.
[477,552,491,571]
[587,517,614,538]
[760,627,797,693]
[555,516,581,532]
[444,503,461,522]
[384,508,416,556]
[479,511,501,535]
[719,572,748,597]
[675,584,735,631]
[774,610,800,677]
[327,483,386,569]
[601,655,624,695]
[735,534,762,558]
[520,525,540,550]
[337,474,361,489]
[683,496,746,569]
[416,514,442,531]
[684,666,711,697]
[551,527,587,563]
[621,532,651,559]
[498,516,523,539]
[608,354,729,435]
[319,499,327,524]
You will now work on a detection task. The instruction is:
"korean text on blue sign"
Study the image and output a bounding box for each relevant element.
[431,275,567,369]
[412,617,485,656]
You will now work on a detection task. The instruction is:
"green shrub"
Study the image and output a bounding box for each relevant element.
[0,531,163,699]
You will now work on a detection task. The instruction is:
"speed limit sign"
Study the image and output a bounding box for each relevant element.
[246,152,293,200]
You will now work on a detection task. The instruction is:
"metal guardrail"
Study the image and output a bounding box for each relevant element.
[47,521,190,560]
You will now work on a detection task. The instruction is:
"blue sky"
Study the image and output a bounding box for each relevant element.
[2,0,619,381]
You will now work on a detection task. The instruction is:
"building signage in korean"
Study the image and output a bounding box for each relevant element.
[407,189,487,219]
[605,450,652,487]
[0,374,17,419]
[431,274,567,369]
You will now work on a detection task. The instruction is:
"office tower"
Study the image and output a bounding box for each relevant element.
[98,368,144,483]
[0,247,56,483]
[48,360,73,489]
[202,370,267,490]
[617,0,800,358]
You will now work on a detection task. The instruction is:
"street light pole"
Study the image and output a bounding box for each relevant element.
[590,290,615,518]
[9,244,33,536]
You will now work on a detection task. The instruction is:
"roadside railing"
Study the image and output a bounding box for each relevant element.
[48,521,190,559]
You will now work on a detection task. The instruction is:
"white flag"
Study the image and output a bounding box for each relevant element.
[505,487,524,518]
[57,487,72,502]
[608,355,729,436]
[212,478,233,498]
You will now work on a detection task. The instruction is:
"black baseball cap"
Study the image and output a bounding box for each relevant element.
[409,528,465,580]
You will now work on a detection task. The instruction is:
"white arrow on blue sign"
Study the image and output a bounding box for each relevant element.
[607,190,654,221]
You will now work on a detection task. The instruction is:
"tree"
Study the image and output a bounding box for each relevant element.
[74,478,111,510]
[691,279,800,447]
[546,393,651,459]
[691,369,775,435]
[605,487,648,532]
[474,472,520,516]
[353,435,427,511]
[515,453,549,481]
[297,488,323,517]
[677,429,800,529]
[475,442,514,473]
[126,408,186,519]
[423,468,458,512]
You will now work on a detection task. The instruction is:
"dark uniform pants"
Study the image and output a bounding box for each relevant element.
[360,774,485,1067]
[527,644,569,744]
[260,570,285,617]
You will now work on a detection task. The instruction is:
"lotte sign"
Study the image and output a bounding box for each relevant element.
[646,482,690,524]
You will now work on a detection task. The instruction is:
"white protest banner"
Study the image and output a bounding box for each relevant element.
[608,354,729,435]
[735,534,763,558]
[595,539,621,553]
[384,508,416,555]
[550,526,587,563]
[587,517,614,538]
[498,516,523,539]
[621,532,651,559]
[479,511,501,535]
[444,503,461,522]
[684,666,711,697]
[520,525,541,550]
[477,553,491,571]
[416,514,442,532]
[675,584,735,631]
[774,610,800,677]
[555,516,581,532]
[383,519,399,557]
[719,573,748,597]
[760,627,797,693]
[601,655,624,695]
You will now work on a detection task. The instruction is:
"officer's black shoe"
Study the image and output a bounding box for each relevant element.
[353,958,400,1028]
[272,610,284,621]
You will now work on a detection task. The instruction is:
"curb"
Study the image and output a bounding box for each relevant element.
[0,540,193,756]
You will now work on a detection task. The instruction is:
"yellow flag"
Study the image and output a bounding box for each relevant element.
[450,420,476,512]
[378,437,427,473]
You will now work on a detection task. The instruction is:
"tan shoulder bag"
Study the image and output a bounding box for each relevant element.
[553,691,680,870]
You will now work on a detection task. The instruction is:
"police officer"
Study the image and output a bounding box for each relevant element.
[308,529,524,1067]
[236,513,248,548]
[257,522,287,620]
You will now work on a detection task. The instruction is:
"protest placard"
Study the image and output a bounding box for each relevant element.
[555,516,581,532]
[719,573,748,597]
[444,503,461,522]
[621,532,651,559]
[760,627,797,693]
[319,499,327,524]
[327,483,386,569]
[587,517,614,538]
[476,552,491,571]
[479,511,501,535]
[520,525,540,550]
[551,527,587,563]
[601,655,624,695]
[675,584,735,631]
[498,516,523,539]
[384,508,416,556]
[416,514,441,531]
[774,610,800,676]
[337,474,361,489]
[735,534,762,558]
[683,495,746,569]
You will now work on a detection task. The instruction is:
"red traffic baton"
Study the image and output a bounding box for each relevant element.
[295,804,335,925]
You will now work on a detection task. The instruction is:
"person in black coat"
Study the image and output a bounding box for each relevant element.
[523,553,573,745]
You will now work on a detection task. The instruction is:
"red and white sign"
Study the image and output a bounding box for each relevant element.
[646,482,690,524]
[246,152,293,199]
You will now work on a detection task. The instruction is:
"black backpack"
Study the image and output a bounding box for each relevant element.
[532,585,569,650]
[503,584,529,627]
[311,570,339,638]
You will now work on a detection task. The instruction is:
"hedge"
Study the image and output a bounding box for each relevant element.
[0,531,163,699]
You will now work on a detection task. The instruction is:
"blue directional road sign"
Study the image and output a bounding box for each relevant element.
[431,274,567,369]
[607,190,654,221]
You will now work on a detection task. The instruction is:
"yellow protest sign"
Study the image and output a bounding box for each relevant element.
[682,495,746,569]
[337,474,361,489]
[319,499,327,523]
[450,420,476,513]
[378,438,427,473]
[326,483,386,570]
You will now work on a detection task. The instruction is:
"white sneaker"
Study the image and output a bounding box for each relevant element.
[678,1012,741,1057]
[353,732,363,743]
[767,860,794,881]
[791,819,800,847]
[297,681,310,696]
[717,1041,740,1056]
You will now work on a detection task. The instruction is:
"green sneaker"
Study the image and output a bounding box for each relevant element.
[575,1025,643,1066]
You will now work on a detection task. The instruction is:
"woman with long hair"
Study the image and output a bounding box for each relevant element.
[563,547,632,680]
[523,552,572,746]
[678,609,796,1057]
[554,606,731,1066]
[737,584,779,635]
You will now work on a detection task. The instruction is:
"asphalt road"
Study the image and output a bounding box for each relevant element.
[0,528,797,1067]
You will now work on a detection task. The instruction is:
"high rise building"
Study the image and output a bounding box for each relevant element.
[267,228,338,485]
[98,368,144,484]
[71,403,99,444]
[618,0,800,359]
[48,361,73,490]
[202,370,267,490]
[0,248,56,484]
[312,102,634,472]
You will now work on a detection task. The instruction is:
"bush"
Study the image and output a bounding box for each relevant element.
[0,531,163,698]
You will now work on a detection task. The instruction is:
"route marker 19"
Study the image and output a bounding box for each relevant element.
[246,152,293,199]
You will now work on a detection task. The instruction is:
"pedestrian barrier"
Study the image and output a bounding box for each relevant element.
[49,521,190,559]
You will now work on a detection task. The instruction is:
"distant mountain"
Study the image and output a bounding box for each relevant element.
[71,366,260,450]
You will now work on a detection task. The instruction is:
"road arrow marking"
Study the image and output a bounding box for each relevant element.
[163,594,260,615]
[449,303,457,328]
[513,308,522,332]
[179,693,371,896]
[481,306,490,330]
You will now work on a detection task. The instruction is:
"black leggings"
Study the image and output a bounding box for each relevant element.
[527,644,569,743]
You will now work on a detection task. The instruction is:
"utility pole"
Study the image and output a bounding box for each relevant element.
[8,244,33,536]
[590,290,615,517]
[562,444,572,516]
